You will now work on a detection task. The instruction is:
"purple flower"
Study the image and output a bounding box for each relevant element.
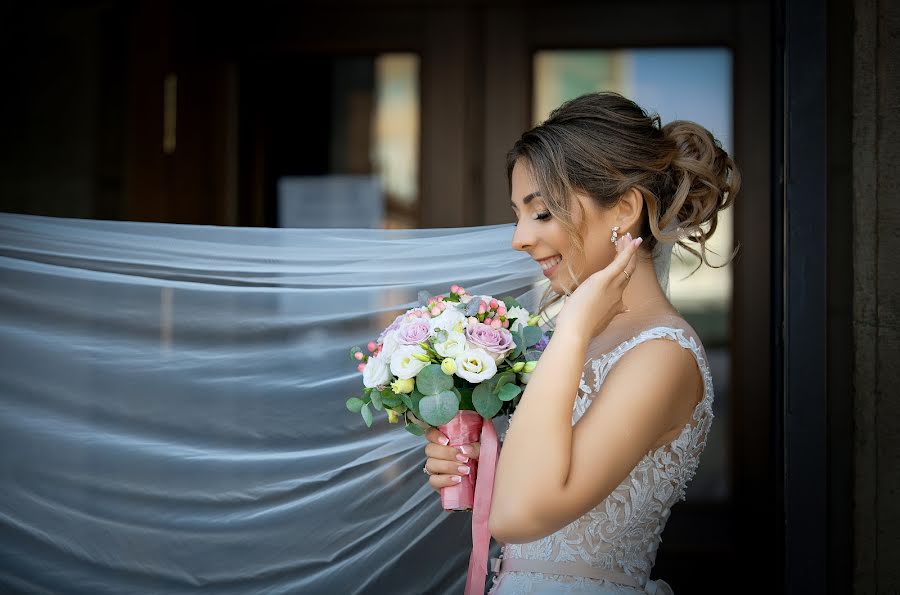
[466,322,515,361]
[397,318,432,345]
[534,335,549,352]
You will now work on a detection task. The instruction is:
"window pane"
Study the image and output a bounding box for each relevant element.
[273,53,420,229]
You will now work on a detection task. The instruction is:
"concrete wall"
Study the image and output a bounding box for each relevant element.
[853,0,900,591]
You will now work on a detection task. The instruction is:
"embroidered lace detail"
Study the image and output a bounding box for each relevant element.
[489,326,714,594]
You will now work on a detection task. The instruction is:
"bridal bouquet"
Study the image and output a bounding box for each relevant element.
[346,285,550,510]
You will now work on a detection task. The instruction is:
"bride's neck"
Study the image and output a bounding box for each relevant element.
[620,249,670,314]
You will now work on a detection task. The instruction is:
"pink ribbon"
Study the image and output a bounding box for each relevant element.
[436,411,500,595]
[464,417,498,595]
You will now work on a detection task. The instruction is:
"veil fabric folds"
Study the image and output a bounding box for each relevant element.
[0,213,672,594]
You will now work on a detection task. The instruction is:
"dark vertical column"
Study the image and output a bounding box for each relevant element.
[783,0,828,592]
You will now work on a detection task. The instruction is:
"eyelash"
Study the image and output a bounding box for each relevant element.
[513,211,551,226]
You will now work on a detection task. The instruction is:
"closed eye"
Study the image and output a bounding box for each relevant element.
[512,211,551,227]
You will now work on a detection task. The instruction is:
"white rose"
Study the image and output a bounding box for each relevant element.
[506,306,531,332]
[390,345,430,379]
[455,347,498,383]
[433,331,467,358]
[362,353,391,388]
[429,307,466,334]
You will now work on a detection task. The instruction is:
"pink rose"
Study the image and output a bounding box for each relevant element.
[466,322,516,361]
[398,318,432,345]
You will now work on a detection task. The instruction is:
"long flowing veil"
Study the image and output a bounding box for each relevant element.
[0,213,672,594]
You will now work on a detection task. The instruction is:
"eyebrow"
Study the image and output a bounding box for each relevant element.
[510,192,541,209]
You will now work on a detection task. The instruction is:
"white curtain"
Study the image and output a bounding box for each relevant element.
[0,213,547,594]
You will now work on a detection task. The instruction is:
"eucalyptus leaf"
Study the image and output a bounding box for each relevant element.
[416,364,454,396]
[370,390,384,411]
[472,382,503,418]
[464,299,481,317]
[501,296,523,310]
[404,422,425,437]
[493,372,515,394]
[418,390,460,426]
[381,392,403,408]
[346,397,365,413]
[524,349,543,362]
[409,388,425,418]
[523,325,543,348]
[361,403,373,428]
[399,393,414,411]
[498,383,522,402]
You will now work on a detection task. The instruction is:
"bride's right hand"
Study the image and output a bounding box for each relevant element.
[423,428,480,493]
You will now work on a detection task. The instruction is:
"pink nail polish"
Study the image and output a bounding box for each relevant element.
[635,237,643,246]
[458,465,470,475]
[451,476,462,483]
[458,445,469,455]
[440,436,449,445]
[456,454,470,463]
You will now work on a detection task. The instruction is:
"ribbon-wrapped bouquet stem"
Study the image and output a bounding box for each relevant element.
[346,285,550,595]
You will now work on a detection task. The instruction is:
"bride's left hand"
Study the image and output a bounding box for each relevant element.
[554,233,642,342]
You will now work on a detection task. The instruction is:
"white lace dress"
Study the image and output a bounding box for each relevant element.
[487,326,714,595]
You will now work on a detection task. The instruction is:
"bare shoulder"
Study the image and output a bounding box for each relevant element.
[602,332,705,421]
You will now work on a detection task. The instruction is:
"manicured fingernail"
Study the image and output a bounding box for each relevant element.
[458,445,469,455]
[440,436,449,445]
[458,465,470,475]
[626,232,632,242]
[634,237,643,246]
[456,454,470,463]
[451,475,462,483]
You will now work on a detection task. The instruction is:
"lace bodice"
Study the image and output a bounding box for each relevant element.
[488,325,714,594]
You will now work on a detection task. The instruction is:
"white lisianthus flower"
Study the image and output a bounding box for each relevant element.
[506,306,531,332]
[362,353,391,388]
[433,331,467,358]
[429,307,466,334]
[455,347,498,383]
[390,345,430,379]
[379,330,401,359]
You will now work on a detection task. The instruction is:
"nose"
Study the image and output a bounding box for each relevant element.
[511,220,534,253]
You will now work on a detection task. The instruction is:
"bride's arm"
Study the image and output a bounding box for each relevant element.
[488,325,701,545]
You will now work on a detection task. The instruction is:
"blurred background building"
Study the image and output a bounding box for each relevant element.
[1,0,896,593]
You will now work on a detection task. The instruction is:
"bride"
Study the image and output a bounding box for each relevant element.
[422,92,740,594]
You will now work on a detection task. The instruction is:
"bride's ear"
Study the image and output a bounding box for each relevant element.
[614,188,644,234]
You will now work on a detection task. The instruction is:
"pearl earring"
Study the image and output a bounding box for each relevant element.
[610,226,620,244]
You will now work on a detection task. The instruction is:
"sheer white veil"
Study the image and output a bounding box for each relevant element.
[0,212,676,594]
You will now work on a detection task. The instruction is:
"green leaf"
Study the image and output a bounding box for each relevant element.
[498,383,522,402]
[501,296,523,310]
[523,325,543,348]
[473,382,503,418]
[404,422,425,436]
[381,391,403,408]
[418,390,461,426]
[408,388,425,418]
[416,364,454,396]
[371,390,384,411]
[524,349,543,362]
[346,397,365,413]
[399,393,414,411]
[493,372,515,394]
[360,403,373,427]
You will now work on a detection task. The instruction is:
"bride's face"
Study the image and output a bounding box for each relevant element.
[510,160,618,294]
